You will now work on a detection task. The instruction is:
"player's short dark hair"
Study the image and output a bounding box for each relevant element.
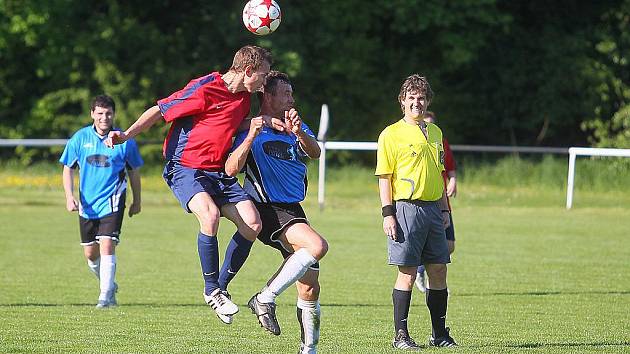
[91,95,115,112]
[230,45,273,72]
[398,74,433,111]
[257,70,291,102]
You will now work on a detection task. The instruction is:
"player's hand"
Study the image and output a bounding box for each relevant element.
[285,108,302,135]
[261,115,286,132]
[105,131,127,148]
[128,202,141,217]
[248,117,264,138]
[383,215,397,241]
[66,197,78,212]
[446,178,457,197]
[442,211,451,229]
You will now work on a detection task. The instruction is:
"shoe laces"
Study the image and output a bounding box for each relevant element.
[213,292,227,307]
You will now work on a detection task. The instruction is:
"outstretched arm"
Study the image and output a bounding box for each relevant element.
[105,105,162,147]
[225,117,263,177]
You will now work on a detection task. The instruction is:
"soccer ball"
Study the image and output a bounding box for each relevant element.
[242,0,282,36]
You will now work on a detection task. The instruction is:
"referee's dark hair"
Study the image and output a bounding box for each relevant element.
[398,74,433,112]
[91,94,116,113]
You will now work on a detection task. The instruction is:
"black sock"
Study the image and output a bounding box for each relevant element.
[426,288,448,338]
[392,289,412,334]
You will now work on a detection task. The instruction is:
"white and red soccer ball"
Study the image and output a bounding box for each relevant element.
[243,0,282,36]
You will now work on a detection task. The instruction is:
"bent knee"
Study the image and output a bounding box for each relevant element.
[239,219,262,240]
[314,238,329,259]
[198,209,220,227]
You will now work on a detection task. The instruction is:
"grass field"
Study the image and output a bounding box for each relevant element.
[1,163,629,353]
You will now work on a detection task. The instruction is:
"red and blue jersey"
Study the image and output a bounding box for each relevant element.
[157,72,251,171]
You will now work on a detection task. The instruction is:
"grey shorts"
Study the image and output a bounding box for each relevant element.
[387,200,451,267]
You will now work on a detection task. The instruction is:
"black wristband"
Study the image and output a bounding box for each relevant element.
[441,209,450,213]
[382,205,396,217]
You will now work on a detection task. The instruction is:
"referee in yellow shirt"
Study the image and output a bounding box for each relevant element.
[376,74,457,350]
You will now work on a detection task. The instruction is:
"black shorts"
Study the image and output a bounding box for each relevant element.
[255,202,308,258]
[255,202,319,270]
[79,210,125,246]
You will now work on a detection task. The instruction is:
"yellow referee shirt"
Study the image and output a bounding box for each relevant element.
[375,119,445,201]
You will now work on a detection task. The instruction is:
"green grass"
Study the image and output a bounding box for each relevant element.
[1,164,629,353]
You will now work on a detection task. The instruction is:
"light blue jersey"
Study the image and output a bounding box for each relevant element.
[233,123,316,203]
[60,125,143,219]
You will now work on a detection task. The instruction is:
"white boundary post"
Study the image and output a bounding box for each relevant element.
[566,147,630,209]
[566,150,577,209]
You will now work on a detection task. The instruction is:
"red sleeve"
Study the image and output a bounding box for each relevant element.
[157,78,210,122]
[443,138,456,172]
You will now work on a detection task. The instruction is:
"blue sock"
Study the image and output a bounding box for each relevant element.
[218,232,254,291]
[197,232,220,295]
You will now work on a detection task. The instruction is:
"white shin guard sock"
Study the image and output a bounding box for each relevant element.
[297,298,320,354]
[99,255,116,301]
[87,258,100,279]
[258,249,317,303]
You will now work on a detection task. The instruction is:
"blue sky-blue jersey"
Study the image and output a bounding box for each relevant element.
[233,122,316,203]
[59,125,143,219]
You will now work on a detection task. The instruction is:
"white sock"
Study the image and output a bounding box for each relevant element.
[258,249,317,303]
[87,258,100,279]
[98,255,116,301]
[297,298,320,354]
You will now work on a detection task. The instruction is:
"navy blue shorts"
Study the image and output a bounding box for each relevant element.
[163,162,250,212]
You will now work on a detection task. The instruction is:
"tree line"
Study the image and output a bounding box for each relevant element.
[0,0,627,164]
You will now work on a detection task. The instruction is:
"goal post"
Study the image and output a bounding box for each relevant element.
[566,147,630,209]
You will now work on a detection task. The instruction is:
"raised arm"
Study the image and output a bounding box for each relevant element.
[225,117,263,177]
[285,108,321,158]
[105,105,162,147]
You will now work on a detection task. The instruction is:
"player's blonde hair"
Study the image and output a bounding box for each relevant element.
[398,74,433,112]
[230,45,273,72]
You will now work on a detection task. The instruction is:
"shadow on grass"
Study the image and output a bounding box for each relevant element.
[502,341,630,348]
[456,290,630,297]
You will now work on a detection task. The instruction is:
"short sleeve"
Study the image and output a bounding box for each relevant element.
[443,138,456,172]
[124,138,144,169]
[59,133,80,168]
[375,129,395,176]
[157,78,210,122]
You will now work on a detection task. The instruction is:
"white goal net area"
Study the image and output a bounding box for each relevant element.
[566,147,630,209]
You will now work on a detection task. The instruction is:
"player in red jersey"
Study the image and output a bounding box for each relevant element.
[415,111,458,294]
[106,45,272,323]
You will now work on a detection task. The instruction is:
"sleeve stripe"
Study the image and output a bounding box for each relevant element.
[159,74,216,114]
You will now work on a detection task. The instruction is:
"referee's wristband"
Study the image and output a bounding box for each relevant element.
[382,205,396,217]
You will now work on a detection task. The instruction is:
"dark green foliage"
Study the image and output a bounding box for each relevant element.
[0,0,628,164]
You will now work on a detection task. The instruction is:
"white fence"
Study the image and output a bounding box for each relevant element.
[2,107,629,210]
